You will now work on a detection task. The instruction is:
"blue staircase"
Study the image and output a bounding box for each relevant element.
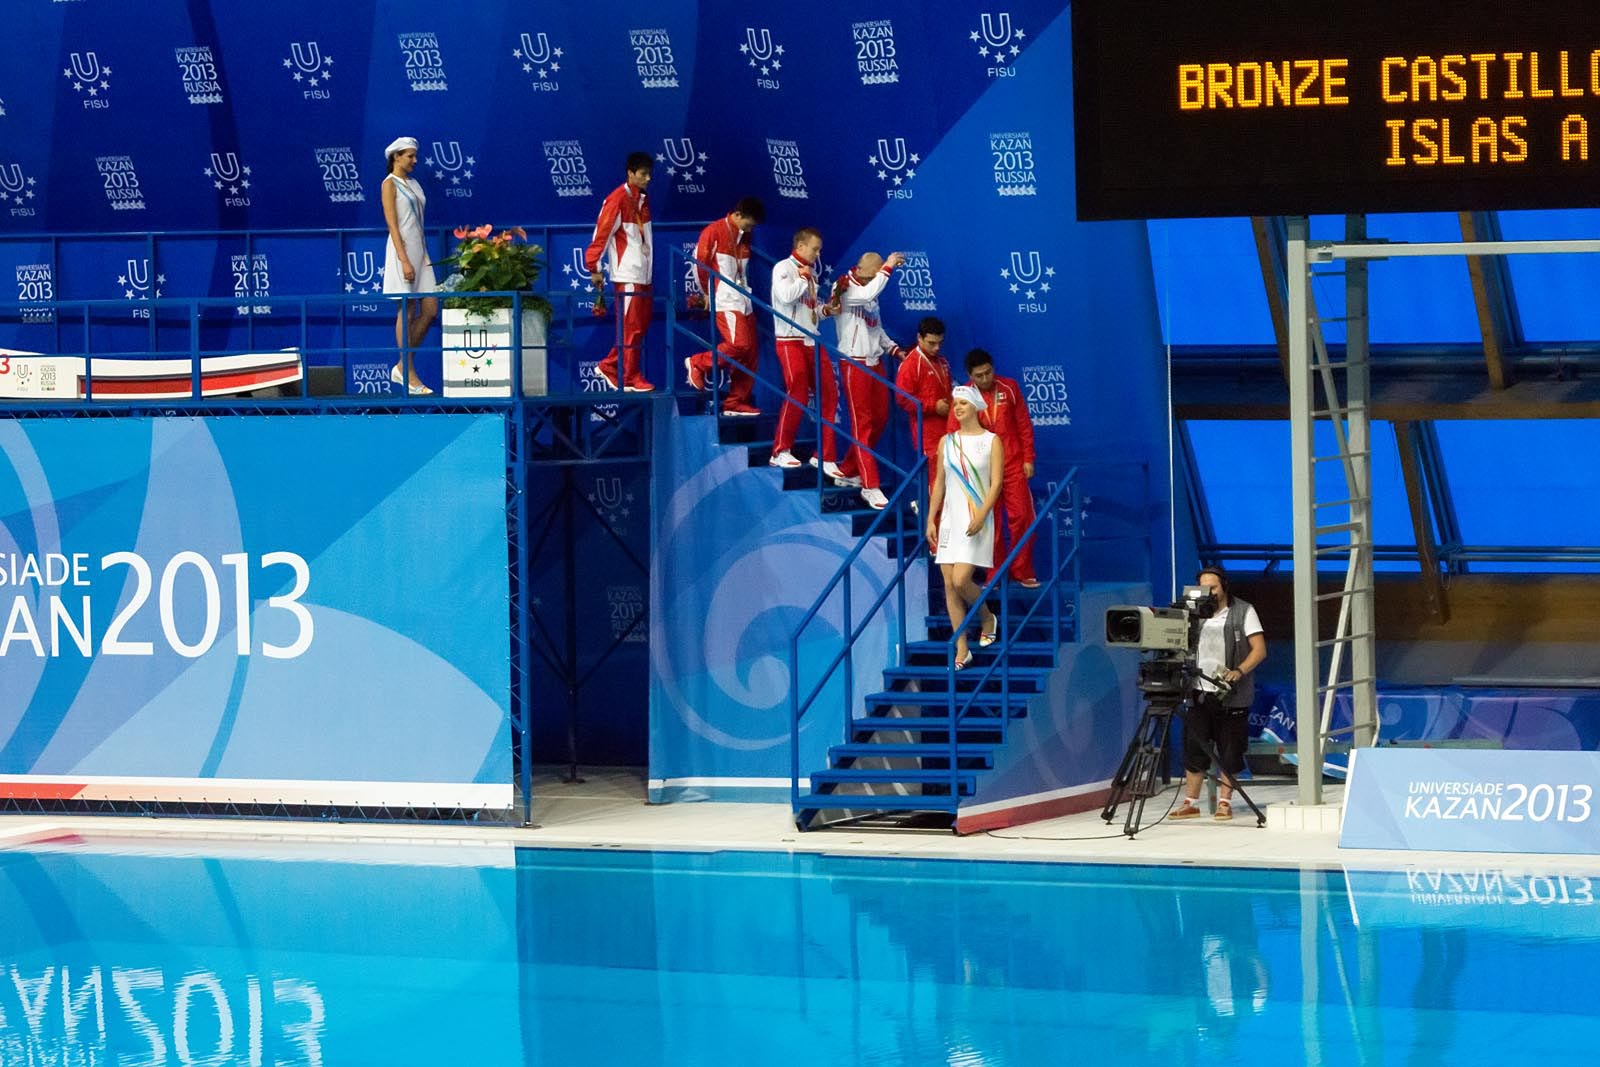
[663,245,1079,831]
[791,486,1080,831]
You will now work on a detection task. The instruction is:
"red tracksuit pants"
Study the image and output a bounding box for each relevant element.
[995,463,1037,582]
[598,284,652,386]
[917,430,943,496]
[689,309,757,407]
[836,359,889,489]
[773,338,838,461]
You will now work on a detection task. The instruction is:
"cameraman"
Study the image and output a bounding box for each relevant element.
[1172,567,1266,822]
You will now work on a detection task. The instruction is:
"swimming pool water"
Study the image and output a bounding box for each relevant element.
[1,839,1596,1065]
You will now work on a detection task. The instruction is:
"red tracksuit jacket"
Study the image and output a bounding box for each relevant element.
[895,345,952,453]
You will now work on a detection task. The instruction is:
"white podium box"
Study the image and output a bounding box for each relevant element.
[441,307,548,398]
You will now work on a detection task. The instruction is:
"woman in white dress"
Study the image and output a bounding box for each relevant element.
[381,136,438,395]
[925,385,1004,668]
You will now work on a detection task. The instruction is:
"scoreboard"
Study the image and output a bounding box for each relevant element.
[1072,0,1600,219]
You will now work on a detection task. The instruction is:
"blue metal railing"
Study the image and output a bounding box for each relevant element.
[935,470,1082,802]
[664,245,928,516]
[0,286,679,406]
[786,462,926,814]
[0,221,715,403]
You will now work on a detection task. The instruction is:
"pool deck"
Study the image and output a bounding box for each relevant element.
[3,768,1598,873]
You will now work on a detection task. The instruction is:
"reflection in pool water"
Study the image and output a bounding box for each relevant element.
[1,841,1596,1065]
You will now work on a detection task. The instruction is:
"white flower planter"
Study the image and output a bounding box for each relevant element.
[441,307,548,398]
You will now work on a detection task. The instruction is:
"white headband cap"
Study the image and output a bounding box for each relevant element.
[385,136,418,157]
[952,385,987,412]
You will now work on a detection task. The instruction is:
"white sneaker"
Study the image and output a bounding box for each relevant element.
[768,450,802,469]
[860,487,888,510]
[822,461,860,487]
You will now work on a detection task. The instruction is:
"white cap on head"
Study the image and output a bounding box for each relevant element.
[951,385,987,412]
[385,136,419,158]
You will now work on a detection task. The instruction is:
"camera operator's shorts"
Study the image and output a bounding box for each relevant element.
[1183,695,1249,775]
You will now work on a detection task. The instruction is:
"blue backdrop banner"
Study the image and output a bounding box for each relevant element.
[1342,748,1600,856]
[0,414,511,808]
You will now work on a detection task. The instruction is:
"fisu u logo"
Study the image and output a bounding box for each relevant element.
[520,33,552,65]
[573,248,608,280]
[0,165,23,195]
[876,138,908,171]
[1009,251,1042,286]
[125,259,151,294]
[594,476,624,511]
[68,52,102,82]
[662,138,695,169]
[345,251,376,287]
[979,13,1013,48]
[464,327,490,357]
[289,42,323,73]
[431,141,464,171]
[210,153,242,183]
[745,28,774,62]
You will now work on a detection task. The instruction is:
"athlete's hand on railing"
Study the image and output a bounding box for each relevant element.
[686,292,708,317]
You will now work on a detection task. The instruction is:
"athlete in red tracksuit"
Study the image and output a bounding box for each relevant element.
[894,317,952,499]
[686,198,764,415]
[949,348,1038,585]
[769,227,842,472]
[584,152,656,391]
[831,251,905,509]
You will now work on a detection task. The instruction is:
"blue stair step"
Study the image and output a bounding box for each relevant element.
[924,615,1075,640]
[864,690,1029,714]
[795,793,960,813]
[905,639,1058,667]
[882,664,1050,692]
[811,768,977,793]
[847,717,1006,739]
[829,742,996,768]
[715,414,778,444]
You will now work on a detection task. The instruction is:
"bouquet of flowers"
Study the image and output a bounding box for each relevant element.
[441,225,555,320]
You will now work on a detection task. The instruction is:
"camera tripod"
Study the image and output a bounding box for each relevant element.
[1102,692,1266,837]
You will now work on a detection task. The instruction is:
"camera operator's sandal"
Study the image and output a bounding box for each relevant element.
[1214,800,1233,821]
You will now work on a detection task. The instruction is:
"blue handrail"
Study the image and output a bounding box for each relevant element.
[936,469,1082,801]
[665,245,928,518]
[786,461,926,814]
[0,288,651,405]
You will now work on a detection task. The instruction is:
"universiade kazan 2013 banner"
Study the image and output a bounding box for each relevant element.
[0,415,511,809]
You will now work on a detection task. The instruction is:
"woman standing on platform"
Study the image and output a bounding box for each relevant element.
[381,136,437,395]
[926,385,1002,668]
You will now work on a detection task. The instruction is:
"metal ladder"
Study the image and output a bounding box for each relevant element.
[1285,216,1380,805]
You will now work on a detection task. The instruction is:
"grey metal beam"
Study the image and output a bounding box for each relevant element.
[1343,215,1378,751]
[1457,212,1514,389]
[1251,216,1291,379]
[1320,238,1600,259]
[1174,420,1218,557]
[1418,422,1468,577]
[1392,421,1450,622]
[1286,216,1322,806]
